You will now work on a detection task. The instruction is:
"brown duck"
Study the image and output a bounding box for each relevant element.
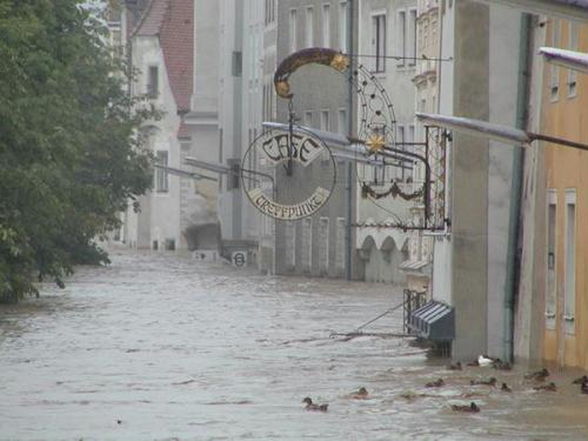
[451,402,480,413]
[501,382,512,392]
[425,378,445,388]
[348,387,369,399]
[572,375,588,384]
[533,382,557,392]
[470,377,497,386]
[302,397,328,411]
[525,368,549,381]
[493,360,512,371]
[447,362,463,371]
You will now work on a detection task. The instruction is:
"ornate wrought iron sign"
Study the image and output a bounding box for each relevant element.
[241,128,336,221]
[241,46,448,230]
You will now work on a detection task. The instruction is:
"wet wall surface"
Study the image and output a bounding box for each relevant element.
[1,251,587,441]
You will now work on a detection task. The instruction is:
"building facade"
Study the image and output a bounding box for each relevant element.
[432,0,526,361]
[355,0,417,284]
[273,0,360,279]
[539,18,588,369]
[120,0,223,253]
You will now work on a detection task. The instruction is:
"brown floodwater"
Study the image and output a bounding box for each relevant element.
[1,250,587,441]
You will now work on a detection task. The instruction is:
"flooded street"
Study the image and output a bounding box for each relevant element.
[1,251,588,441]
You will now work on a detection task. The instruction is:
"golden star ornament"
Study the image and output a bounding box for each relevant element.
[365,134,386,154]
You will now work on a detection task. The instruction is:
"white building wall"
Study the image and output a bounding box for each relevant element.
[486,4,521,358]
[185,0,221,231]
[241,0,264,242]
[431,0,454,305]
[355,0,416,283]
[127,36,183,250]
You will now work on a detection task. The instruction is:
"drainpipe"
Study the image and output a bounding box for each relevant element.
[345,0,355,281]
[503,12,532,363]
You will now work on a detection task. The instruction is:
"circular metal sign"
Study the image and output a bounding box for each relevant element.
[241,128,336,221]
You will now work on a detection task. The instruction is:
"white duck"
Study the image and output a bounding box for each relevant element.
[477,354,494,367]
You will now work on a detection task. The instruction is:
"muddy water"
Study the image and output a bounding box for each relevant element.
[1,251,587,441]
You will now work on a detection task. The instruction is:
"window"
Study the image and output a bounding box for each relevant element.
[302,218,312,271]
[147,65,159,97]
[265,0,275,25]
[320,110,330,131]
[304,111,313,127]
[545,190,557,330]
[550,19,560,101]
[397,125,405,181]
[397,11,406,66]
[568,22,578,97]
[372,14,386,73]
[318,217,329,275]
[335,217,345,274]
[339,1,348,52]
[564,190,576,334]
[286,222,296,268]
[322,3,331,48]
[305,6,314,47]
[155,150,169,192]
[338,108,347,135]
[408,9,417,64]
[289,9,297,52]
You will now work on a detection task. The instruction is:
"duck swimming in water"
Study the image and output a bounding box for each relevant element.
[501,382,512,392]
[533,382,556,392]
[572,375,588,384]
[348,387,369,399]
[451,402,480,413]
[478,355,494,367]
[493,360,512,371]
[470,377,497,386]
[425,378,445,388]
[302,397,328,412]
[525,368,550,381]
[580,379,588,394]
[447,362,463,371]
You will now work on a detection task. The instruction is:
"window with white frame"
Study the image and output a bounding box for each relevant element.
[545,190,557,330]
[318,217,329,274]
[289,9,298,53]
[305,6,314,48]
[396,125,405,181]
[335,217,345,274]
[147,65,159,97]
[286,222,296,268]
[338,108,347,135]
[372,13,386,73]
[322,3,331,48]
[155,150,169,193]
[304,110,313,127]
[320,110,330,131]
[265,0,276,25]
[568,22,578,97]
[408,9,417,64]
[550,19,560,101]
[339,1,348,52]
[397,10,406,66]
[303,218,312,270]
[564,189,576,334]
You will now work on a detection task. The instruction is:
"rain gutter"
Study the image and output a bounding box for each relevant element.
[503,13,532,363]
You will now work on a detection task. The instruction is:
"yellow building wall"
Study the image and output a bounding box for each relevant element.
[542,19,588,370]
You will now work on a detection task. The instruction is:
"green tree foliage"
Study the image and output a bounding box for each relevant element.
[0,0,156,303]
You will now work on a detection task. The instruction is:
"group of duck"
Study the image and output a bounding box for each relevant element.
[302,356,588,414]
[427,355,588,413]
[302,387,368,412]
